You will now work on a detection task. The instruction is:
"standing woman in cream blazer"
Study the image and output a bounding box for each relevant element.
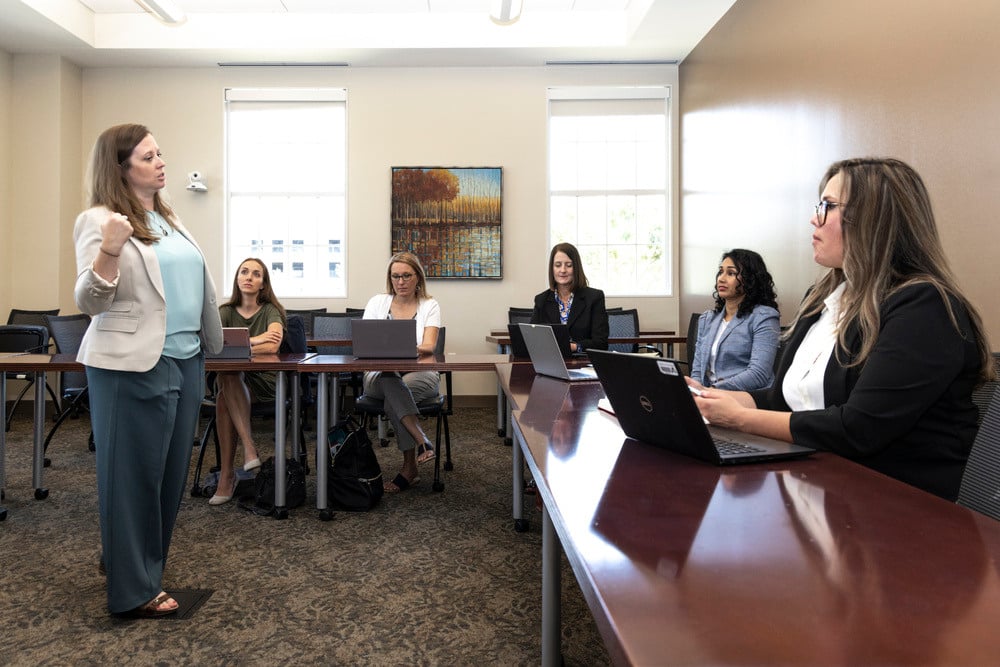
[690,249,780,391]
[74,124,223,618]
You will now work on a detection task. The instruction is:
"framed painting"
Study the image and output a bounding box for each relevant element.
[391,166,502,279]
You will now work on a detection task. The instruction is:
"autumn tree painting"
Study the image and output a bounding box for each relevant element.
[391,167,502,278]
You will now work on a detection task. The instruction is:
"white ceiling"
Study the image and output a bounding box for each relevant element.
[0,0,736,68]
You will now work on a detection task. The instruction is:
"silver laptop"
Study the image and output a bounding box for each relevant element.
[206,327,251,360]
[518,323,598,382]
[588,350,814,464]
[350,318,418,359]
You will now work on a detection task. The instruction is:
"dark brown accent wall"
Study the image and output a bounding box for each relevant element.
[679,0,1000,344]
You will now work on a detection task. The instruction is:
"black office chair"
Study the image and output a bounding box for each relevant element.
[508,307,533,325]
[607,308,660,355]
[972,352,1000,428]
[42,314,94,465]
[1,324,59,432]
[957,377,1000,521]
[684,312,701,371]
[285,307,327,338]
[353,327,453,492]
[345,307,366,316]
[314,312,365,407]
[7,308,59,328]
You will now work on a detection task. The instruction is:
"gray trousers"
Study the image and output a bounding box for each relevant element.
[86,353,204,614]
[362,370,439,452]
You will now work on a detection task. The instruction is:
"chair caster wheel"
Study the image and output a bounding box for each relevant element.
[190,485,201,497]
[273,507,289,520]
[433,480,444,492]
[444,461,453,471]
[319,509,334,521]
[0,507,7,521]
[35,488,49,500]
[504,437,513,447]
[379,439,389,448]
[514,518,529,533]
[43,458,51,468]
[497,428,505,437]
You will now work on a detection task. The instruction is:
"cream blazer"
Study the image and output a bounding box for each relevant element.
[73,206,224,372]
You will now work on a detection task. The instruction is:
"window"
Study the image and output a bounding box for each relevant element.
[548,87,670,296]
[225,88,347,297]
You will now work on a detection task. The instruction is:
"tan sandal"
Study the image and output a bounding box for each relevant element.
[126,592,178,618]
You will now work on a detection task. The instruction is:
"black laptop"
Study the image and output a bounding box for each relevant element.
[350,319,418,359]
[507,322,573,359]
[588,350,814,464]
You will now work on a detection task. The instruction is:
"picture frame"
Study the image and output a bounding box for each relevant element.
[391,166,502,279]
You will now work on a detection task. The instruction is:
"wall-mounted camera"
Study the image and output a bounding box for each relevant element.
[186,171,208,192]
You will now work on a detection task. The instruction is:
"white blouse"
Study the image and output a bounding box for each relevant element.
[782,282,847,411]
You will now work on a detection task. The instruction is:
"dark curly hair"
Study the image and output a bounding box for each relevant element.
[711,248,778,319]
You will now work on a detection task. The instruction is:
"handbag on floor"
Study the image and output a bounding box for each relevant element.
[239,456,307,516]
[328,417,383,511]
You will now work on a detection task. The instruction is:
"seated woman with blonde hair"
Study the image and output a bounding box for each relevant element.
[209,258,286,506]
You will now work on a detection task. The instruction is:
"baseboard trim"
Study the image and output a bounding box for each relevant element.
[452,395,497,409]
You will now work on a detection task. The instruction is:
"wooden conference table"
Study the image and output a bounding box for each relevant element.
[497,362,1000,666]
[299,352,510,520]
[0,352,314,518]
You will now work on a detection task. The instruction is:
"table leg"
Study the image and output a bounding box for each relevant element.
[541,502,562,667]
[272,371,288,519]
[1,375,7,513]
[512,406,527,532]
[32,371,48,500]
[316,372,338,521]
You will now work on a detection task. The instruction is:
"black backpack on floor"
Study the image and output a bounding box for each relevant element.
[328,417,383,511]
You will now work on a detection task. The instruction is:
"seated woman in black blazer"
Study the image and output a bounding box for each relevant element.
[531,242,609,353]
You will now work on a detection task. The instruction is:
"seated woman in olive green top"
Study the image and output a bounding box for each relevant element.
[209,258,286,506]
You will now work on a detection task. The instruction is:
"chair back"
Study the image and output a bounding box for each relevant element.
[507,307,533,325]
[607,308,640,353]
[345,307,366,315]
[44,314,91,394]
[958,382,1000,520]
[280,315,308,354]
[972,352,1000,427]
[313,312,355,356]
[285,308,327,337]
[7,308,59,327]
[685,312,700,369]
[0,324,50,355]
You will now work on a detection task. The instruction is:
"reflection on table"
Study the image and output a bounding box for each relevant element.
[503,362,1000,666]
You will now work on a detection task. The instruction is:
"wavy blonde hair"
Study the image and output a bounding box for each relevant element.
[784,158,994,383]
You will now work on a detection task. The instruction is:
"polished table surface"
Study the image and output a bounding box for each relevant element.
[497,362,1000,666]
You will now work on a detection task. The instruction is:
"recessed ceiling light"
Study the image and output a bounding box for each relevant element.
[490,0,523,26]
[134,0,187,25]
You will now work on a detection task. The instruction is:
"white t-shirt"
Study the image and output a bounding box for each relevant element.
[363,293,442,344]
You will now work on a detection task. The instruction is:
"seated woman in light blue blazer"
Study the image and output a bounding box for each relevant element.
[691,249,780,391]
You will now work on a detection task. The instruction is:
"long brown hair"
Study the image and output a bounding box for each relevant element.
[224,258,287,322]
[384,252,432,300]
[547,242,589,292]
[786,158,994,383]
[87,123,174,245]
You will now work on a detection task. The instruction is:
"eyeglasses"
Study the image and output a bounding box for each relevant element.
[390,273,416,282]
[814,200,846,227]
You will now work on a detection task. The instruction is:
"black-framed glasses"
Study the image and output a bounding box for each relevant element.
[814,200,846,227]
[391,273,416,282]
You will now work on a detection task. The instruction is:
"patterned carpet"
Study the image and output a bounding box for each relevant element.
[0,404,609,666]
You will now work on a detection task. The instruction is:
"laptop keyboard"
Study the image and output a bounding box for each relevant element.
[712,435,767,456]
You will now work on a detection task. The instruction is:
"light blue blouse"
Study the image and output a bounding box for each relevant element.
[150,211,204,359]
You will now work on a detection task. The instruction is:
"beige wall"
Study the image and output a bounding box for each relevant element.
[0,52,10,313]
[5,62,679,396]
[679,0,1000,346]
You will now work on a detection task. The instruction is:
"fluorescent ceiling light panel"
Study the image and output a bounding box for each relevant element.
[135,0,186,24]
[490,0,524,26]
